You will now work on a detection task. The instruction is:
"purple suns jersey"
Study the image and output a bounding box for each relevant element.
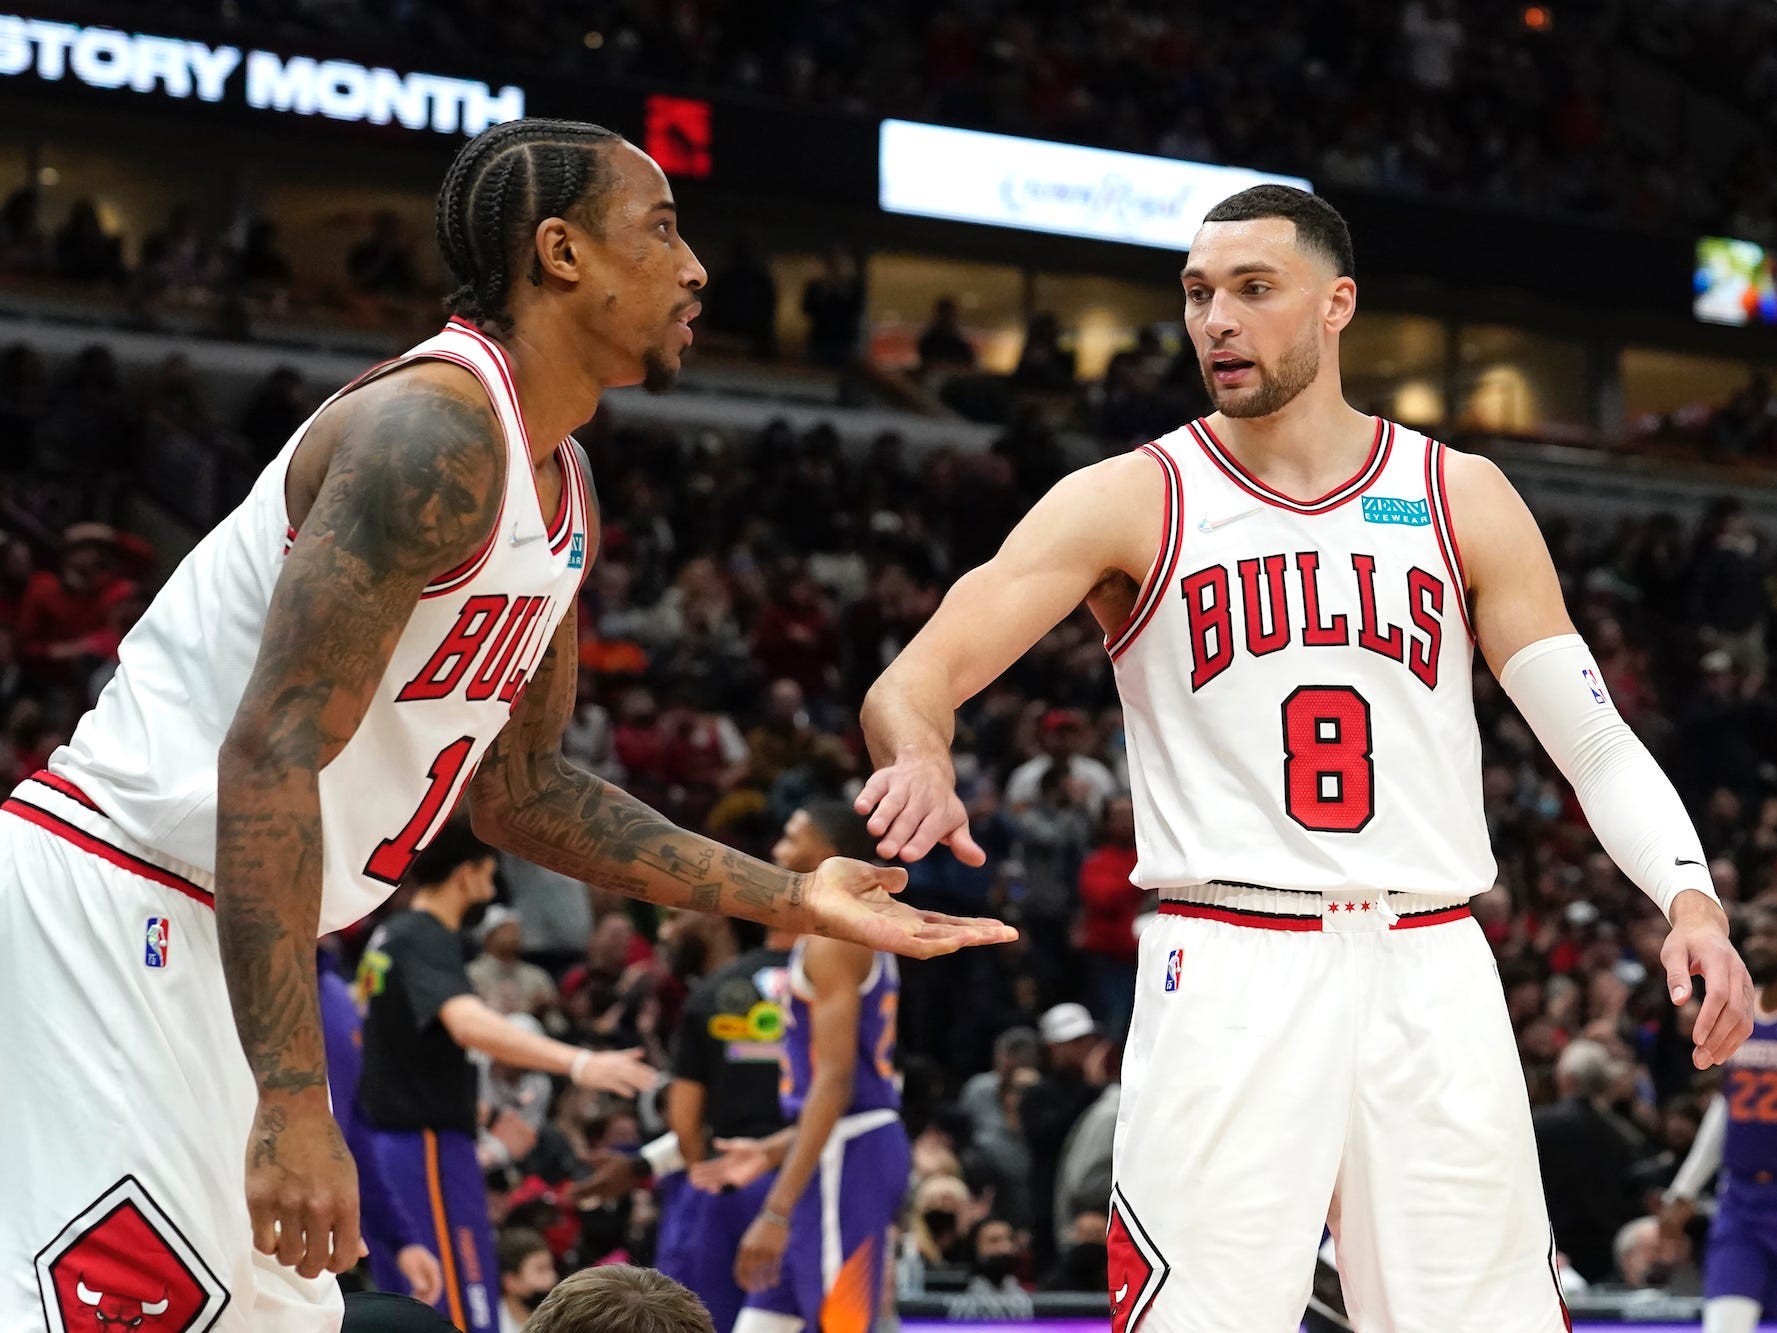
[1722,1013,1777,1180]
[777,939,900,1119]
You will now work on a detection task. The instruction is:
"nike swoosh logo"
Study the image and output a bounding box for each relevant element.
[1197,507,1263,532]
[1114,1281,1129,1305]
[1675,857,1705,868]
[509,522,547,547]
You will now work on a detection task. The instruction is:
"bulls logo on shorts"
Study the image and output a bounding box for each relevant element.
[34,1177,229,1333]
[1107,1185,1168,1333]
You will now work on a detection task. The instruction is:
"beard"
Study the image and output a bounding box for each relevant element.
[642,344,680,394]
[1203,327,1320,419]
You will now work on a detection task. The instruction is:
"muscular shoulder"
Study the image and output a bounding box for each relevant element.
[293,360,507,578]
[288,360,504,544]
[1440,448,1538,569]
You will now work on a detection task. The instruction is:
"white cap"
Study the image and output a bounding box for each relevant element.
[1039,1002,1098,1045]
[476,903,521,944]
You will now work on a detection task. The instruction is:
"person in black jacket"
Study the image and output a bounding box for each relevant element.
[1533,1038,1644,1282]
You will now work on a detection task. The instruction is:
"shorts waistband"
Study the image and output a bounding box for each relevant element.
[4,771,215,907]
[1158,882,1472,932]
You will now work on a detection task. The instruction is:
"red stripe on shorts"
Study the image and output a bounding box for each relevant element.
[2,798,213,907]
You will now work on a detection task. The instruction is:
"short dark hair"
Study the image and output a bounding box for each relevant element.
[528,1265,713,1333]
[799,800,879,864]
[436,117,624,334]
[407,816,496,889]
[1201,185,1355,278]
[496,1227,550,1278]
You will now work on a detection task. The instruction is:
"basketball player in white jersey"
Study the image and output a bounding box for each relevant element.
[0,118,1010,1333]
[854,185,1753,1332]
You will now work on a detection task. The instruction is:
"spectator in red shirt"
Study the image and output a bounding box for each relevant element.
[750,564,839,700]
[1075,795,1148,1040]
[16,523,132,683]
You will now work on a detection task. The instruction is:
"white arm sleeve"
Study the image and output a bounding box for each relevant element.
[1499,634,1716,919]
[1665,1095,1726,1203]
[639,1130,686,1178]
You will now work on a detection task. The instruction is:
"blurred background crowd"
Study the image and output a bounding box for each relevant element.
[4,391,1775,1310]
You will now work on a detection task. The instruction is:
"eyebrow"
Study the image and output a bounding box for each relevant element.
[651,201,678,215]
[1180,261,1280,282]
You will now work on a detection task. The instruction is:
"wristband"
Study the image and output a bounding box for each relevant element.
[757,1208,791,1229]
[568,1050,591,1083]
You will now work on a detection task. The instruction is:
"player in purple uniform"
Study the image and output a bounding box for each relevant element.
[1664,906,1777,1333]
[691,802,912,1333]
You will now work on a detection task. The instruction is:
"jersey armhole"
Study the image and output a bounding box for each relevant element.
[1105,442,1185,661]
[1424,440,1475,641]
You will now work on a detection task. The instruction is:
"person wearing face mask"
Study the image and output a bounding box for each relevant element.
[1044,1210,1110,1293]
[495,1228,558,1333]
[951,1217,1033,1321]
[356,820,657,1333]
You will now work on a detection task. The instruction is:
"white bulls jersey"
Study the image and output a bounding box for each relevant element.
[50,318,593,934]
[1107,417,1494,898]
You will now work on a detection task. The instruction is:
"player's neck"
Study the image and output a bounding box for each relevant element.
[1206,384,1374,500]
[491,315,607,465]
[412,889,466,933]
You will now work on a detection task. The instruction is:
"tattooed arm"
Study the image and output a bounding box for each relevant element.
[216,363,505,1279]
[469,605,816,924]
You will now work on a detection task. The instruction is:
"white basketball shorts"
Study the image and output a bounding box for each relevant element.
[0,773,342,1333]
[1109,883,1570,1333]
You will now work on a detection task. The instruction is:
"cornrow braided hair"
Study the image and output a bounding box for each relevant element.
[436,117,622,334]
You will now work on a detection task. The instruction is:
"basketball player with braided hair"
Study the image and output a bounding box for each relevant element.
[0,118,1012,1333]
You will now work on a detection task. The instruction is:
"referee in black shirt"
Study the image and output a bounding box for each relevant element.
[656,914,798,1333]
[356,820,656,1333]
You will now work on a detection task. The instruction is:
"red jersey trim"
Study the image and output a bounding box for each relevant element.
[1191,417,1392,515]
[1106,443,1186,661]
[547,442,575,550]
[1159,899,1471,932]
[29,770,102,812]
[446,318,555,523]
[1158,901,1321,931]
[416,347,508,599]
[549,439,584,554]
[1424,440,1475,641]
[2,798,214,907]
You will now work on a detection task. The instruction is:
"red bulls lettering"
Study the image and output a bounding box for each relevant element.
[1295,551,1348,646]
[1406,567,1443,690]
[397,595,560,706]
[466,596,544,702]
[1180,566,1234,690]
[397,595,508,701]
[1238,555,1290,657]
[1177,554,1447,692]
[497,599,554,705]
[1351,554,1405,664]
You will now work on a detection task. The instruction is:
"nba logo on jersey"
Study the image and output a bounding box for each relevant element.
[144,918,169,969]
[1582,667,1607,705]
[567,532,586,570]
[1164,949,1183,992]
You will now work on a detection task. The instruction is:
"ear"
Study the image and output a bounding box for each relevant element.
[532,216,581,286]
[1325,275,1358,334]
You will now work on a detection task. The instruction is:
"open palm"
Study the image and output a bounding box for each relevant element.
[805,857,1015,959]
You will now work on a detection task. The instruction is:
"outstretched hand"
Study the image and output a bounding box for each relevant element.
[1663,891,1754,1070]
[855,755,985,865]
[689,1137,774,1194]
[804,856,1015,959]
